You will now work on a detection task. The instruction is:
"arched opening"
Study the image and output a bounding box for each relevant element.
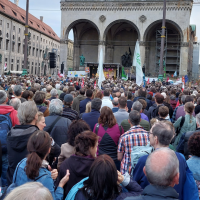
[144,20,183,76]
[65,20,100,71]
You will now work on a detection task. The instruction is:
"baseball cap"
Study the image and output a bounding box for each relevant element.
[64,94,73,103]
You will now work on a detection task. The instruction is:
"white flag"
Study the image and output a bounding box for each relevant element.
[98,47,105,88]
[133,41,143,86]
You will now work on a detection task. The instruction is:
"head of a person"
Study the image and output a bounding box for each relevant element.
[74,131,98,158]
[128,110,141,126]
[86,89,93,98]
[34,83,41,91]
[150,121,174,148]
[118,97,127,109]
[9,98,21,110]
[50,89,58,98]
[49,99,63,115]
[181,94,186,105]
[146,94,152,101]
[36,112,46,130]
[138,88,147,98]
[138,99,147,111]
[55,83,60,90]
[144,148,179,187]
[63,94,73,106]
[127,91,132,100]
[0,90,8,105]
[13,85,22,97]
[112,97,119,107]
[85,101,91,113]
[18,101,38,125]
[67,120,91,146]
[184,102,194,115]
[158,106,169,118]
[26,130,51,180]
[103,89,110,97]
[4,182,53,200]
[46,85,52,93]
[132,101,143,113]
[33,91,46,105]
[99,106,117,128]
[185,95,194,104]
[155,93,164,104]
[80,88,85,95]
[188,131,200,157]
[95,91,103,99]
[21,90,31,101]
[81,155,120,199]
[91,98,102,111]
[183,89,190,95]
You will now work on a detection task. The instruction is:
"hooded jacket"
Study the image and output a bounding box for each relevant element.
[56,155,94,199]
[0,105,19,126]
[7,125,39,185]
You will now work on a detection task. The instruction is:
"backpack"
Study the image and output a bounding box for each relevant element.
[95,123,122,135]
[0,113,12,153]
[151,105,162,118]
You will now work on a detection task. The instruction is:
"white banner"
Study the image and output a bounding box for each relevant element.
[67,71,87,78]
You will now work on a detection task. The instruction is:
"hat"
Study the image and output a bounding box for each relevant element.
[64,94,73,103]
[161,92,167,99]
[148,92,153,97]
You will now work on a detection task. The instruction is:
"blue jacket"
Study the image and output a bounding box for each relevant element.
[79,98,91,114]
[187,156,200,181]
[82,109,100,131]
[132,151,186,200]
[14,158,63,200]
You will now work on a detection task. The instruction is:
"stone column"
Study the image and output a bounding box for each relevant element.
[60,39,68,73]
[73,43,80,71]
[145,46,150,75]
[98,40,106,63]
[180,42,189,76]
[139,41,146,69]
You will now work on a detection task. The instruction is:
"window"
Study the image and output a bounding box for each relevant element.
[21,15,25,21]
[37,24,40,28]
[35,67,37,75]
[40,50,42,57]
[17,65,19,71]
[42,27,45,31]
[43,39,45,42]
[0,38,2,49]
[36,49,38,57]
[0,4,5,10]
[11,64,13,71]
[12,10,17,16]
[30,21,33,25]
[19,28,20,33]
[33,35,35,39]
[7,23,9,28]
[0,20,2,25]
[11,59,14,63]
[6,40,9,50]
[13,26,15,31]
[18,43,21,53]
[12,42,15,52]
[5,58,7,62]
[17,60,19,63]
[32,47,35,56]
[13,35,15,40]
[6,33,9,38]
[29,47,31,56]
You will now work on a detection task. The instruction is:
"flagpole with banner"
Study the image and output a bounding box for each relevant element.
[98,47,105,89]
[133,40,143,86]
[122,66,128,81]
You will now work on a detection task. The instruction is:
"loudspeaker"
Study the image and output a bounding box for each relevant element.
[61,63,64,74]
[49,52,56,68]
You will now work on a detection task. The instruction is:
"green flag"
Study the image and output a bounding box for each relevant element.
[122,67,128,80]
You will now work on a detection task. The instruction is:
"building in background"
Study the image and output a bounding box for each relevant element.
[67,39,73,71]
[0,0,60,75]
[192,36,200,81]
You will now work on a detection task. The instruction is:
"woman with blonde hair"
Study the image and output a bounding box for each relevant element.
[36,112,46,130]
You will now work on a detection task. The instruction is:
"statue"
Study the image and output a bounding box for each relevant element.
[121,51,132,68]
[80,55,85,66]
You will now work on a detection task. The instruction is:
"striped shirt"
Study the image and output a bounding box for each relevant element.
[118,125,149,174]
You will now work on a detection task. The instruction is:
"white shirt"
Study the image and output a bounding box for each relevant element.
[101,96,113,110]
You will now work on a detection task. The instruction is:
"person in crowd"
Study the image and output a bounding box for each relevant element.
[82,98,102,131]
[57,120,90,170]
[79,89,93,114]
[170,95,177,110]
[173,102,196,149]
[48,89,58,101]
[93,106,124,170]
[118,110,149,174]
[132,121,187,200]
[9,98,21,111]
[13,85,26,103]
[7,101,39,185]
[36,112,46,130]
[195,97,200,115]
[74,155,143,200]
[59,87,68,101]
[114,97,129,125]
[127,148,180,200]
[46,85,52,100]
[157,106,170,121]
[55,83,62,97]
[10,130,70,200]
[62,94,79,121]
[95,91,103,99]
[72,88,86,113]
[85,101,91,113]
[133,101,149,122]
[44,99,71,147]
[21,90,32,101]
[138,98,149,119]
[161,92,173,119]
[126,91,133,113]
[4,182,53,200]
[101,89,113,109]
[187,132,200,195]
[33,91,50,117]
[56,131,98,198]
[112,97,119,113]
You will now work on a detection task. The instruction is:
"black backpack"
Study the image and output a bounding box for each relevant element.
[151,105,162,118]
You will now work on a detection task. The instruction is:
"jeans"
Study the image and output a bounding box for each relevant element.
[1,154,8,186]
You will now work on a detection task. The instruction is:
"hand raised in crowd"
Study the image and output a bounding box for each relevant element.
[59,169,70,188]
[48,165,58,180]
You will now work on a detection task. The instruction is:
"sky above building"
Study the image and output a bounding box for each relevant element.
[12,0,200,42]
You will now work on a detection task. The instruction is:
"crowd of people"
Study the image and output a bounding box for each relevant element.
[0,75,200,200]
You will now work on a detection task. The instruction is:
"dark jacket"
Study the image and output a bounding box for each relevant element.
[82,109,100,131]
[79,98,91,114]
[133,97,152,111]
[124,185,179,200]
[163,102,173,119]
[44,114,71,147]
[75,180,143,200]
[127,100,133,113]
[147,103,157,120]
[62,106,79,121]
[7,125,39,185]
[195,105,200,115]
[56,155,95,199]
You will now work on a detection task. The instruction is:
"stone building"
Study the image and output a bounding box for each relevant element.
[0,0,60,75]
[60,0,195,78]
[67,39,74,70]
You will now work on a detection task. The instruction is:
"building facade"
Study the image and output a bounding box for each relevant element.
[0,0,60,76]
[60,0,195,78]
[67,39,74,70]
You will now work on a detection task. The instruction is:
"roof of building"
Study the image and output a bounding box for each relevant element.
[0,0,60,42]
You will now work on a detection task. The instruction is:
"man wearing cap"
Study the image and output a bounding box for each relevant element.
[62,94,79,121]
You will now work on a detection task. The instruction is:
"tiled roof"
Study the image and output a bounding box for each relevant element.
[0,0,60,41]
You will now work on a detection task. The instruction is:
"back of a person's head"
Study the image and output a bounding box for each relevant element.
[99,106,117,128]
[33,91,46,105]
[138,88,147,97]
[81,154,120,200]
[91,98,102,111]
[29,87,37,94]
[158,106,169,118]
[185,95,194,104]
[86,89,93,98]
[129,110,141,126]
[132,101,142,112]
[183,89,190,95]
[4,182,53,200]
[127,91,132,100]
[155,93,164,104]
[95,91,103,99]
[118,96,127,109]
[103,89,110,97]
[13,85,22,96]
[50,88,58,97]
[80,88,85,95]
[0,90,7,104]
[26,130,51,180]
[138,99,147,110]
[10,98,21,110]
[85,101,91,113]
[184,102,194,115]
[46,85,52,92]
[188,131,200,157]
[18,101,38,125]
[49,99,63,115]
[21,90,30,100]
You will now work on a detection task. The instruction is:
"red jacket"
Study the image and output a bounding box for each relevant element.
[0,105,20,126]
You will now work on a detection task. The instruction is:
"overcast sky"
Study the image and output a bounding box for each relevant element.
[14,0,199,41]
